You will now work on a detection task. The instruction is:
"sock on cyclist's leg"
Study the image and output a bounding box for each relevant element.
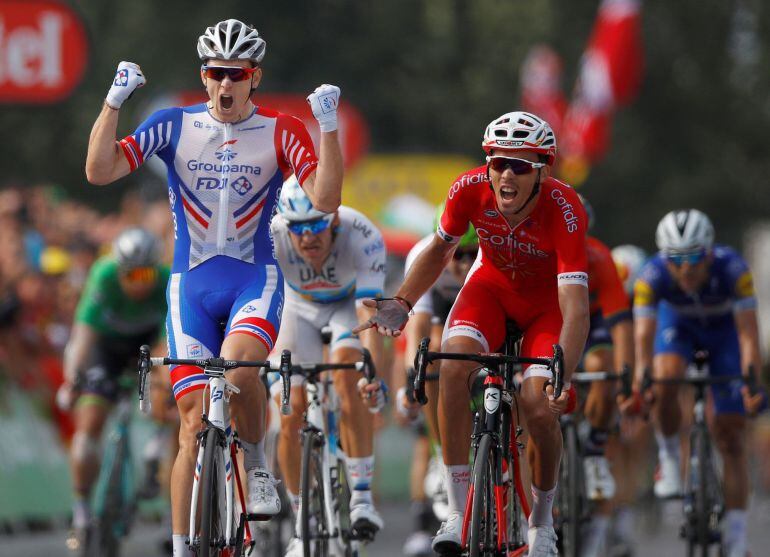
[346,456,375,506]
[528,484,556,528]
[286,488,300,516]
[172,534,192,556]
[723,509,748,552]
[584,427,610,456]
[72,496,90,529]
[444,464,470,515]
[654,430,680,462]
[583,514,610,557]
[242,439,267,471]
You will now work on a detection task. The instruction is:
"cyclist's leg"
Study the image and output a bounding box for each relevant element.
[224,265,284,514]
[432,276,506,551]
[166,270,224,552]
[706,326,749,554]
[650,306,691,497]
[516,305,563,529]
[269,300,320,516]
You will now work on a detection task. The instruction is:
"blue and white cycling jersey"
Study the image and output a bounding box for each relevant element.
[120,103,318,399]
[120,103,318,272]
[270,206,386,304]
[633,245,756,325]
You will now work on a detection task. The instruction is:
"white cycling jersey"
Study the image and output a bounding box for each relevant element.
[270,206,387,304]
[405,234,463,318]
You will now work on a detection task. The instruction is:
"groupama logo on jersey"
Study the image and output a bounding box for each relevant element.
[215,139,238,162]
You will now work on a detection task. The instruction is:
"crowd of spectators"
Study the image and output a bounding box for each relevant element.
[0,185,173,440]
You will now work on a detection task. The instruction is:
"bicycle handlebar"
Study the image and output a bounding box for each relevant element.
[412,338,560,405]
[278,350,377,415]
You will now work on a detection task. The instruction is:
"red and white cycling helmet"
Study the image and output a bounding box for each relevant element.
[197,19,266,64]
[482,111,557,165]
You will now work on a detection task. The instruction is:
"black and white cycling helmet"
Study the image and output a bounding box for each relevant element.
[197,19,266,64]
[113,228,160,270]
[655,209,714,254]
[482,111,557,164]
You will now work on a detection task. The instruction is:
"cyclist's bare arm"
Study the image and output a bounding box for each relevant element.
[610,318,634,372]
[557,283,590,381]
[633,315,656,387]
[63,322,98,384]
[735,308,762,377]
[395,235,456,307]
[302,131,343,213]
[85,104,132,185]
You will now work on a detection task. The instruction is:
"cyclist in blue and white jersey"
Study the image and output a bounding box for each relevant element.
[84,19,343,556]
[631,209,765,557]
[269,178,387,556]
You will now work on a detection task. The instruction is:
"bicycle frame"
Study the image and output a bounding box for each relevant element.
[188,367,241,547]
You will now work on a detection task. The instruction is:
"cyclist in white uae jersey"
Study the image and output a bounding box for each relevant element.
[269,177,387,555]
[84,19,343,557]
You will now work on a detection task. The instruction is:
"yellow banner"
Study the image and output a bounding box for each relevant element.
[342,154,477,218]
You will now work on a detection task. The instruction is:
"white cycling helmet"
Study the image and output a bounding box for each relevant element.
[611,244,647,295]
[197,19,266,64]
[277,176,334,223]
[655,209,714,254]
[482,111,557,164]
[113,228,160,270]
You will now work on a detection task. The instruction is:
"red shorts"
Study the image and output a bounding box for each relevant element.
[442,271,562,380]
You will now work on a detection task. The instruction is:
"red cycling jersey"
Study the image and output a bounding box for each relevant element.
[439,166,588,293]
[437,166,588,375]
[587,235,631,324]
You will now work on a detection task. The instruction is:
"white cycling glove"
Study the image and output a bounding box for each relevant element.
[358,377,388,414]
[306,84,340,132]
[106,61,146,109]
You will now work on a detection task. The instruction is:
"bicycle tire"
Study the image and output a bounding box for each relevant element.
[87,430,130,557]
[469,433,495,557]
[301,430,329,557]
[694,427,711,557]
[559,419,582,557]
[199,427,225,557]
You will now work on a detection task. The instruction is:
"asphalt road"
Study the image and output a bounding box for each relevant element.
[3,495,770,556]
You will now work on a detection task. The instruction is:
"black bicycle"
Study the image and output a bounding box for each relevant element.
[413,321,563,557]
[554,367,631,557]
[642,351,757,557]
[278,343,378,557]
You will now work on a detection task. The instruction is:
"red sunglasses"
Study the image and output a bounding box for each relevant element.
[201,65,258,82]
[487,156,545,175]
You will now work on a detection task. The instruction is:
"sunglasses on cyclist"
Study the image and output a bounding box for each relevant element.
[287,217,332,236]
[453,249,478,262]
[666,250,707,267]
[486,156,545,175]
[201,65,258,82]
[122,267,158,283]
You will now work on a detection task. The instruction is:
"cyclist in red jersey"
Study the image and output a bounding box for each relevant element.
[578,196,634,556]
[355,111,589,556]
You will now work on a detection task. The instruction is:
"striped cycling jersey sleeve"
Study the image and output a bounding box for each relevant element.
[275,114,318,186]
[119,108,178,171]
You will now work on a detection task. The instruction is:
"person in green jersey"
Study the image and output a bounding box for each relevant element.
[56,228,169,549]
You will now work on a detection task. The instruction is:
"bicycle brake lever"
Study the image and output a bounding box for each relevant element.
[280,350,292,415]
[414,337,430,405]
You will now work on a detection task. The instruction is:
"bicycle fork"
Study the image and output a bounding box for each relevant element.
[189,374,240,546]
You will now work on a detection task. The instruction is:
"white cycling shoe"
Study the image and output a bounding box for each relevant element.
[403,530,433,557]
[246,467,281,518]
[431,511,463,555]
[350,501,384,537]
[424,456,449,521]
[527,525,559,556]
[283,536,302,557]
[584,455,616,500]
[653,454,682,499]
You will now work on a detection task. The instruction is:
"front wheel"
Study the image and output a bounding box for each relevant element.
[199,427,226,557]
[556,419,582,557]
[469,434,496,557]
[300,430,329,557]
